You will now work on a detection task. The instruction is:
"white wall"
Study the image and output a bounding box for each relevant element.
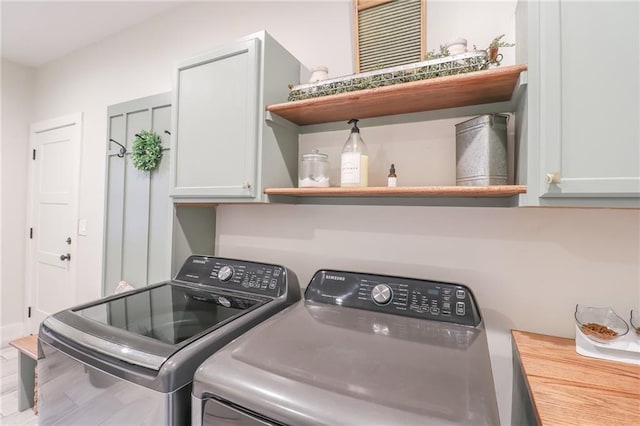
[20,1,640,425]
[33,0,354,303]
[216,204,640,424]
[0,59,34,345]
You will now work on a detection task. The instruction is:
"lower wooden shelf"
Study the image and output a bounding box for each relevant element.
[264,185,527,198]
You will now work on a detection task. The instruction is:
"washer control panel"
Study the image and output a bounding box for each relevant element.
[305,270,480,327]
[371,284,392,305]
[175,256,286,297]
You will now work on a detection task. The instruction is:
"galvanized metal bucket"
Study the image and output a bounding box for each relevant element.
[455,114,509,186]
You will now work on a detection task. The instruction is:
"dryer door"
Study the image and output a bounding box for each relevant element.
[200,397,281,426]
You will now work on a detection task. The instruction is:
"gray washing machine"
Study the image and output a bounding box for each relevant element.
[38,255,300,425]
[192,269,500,426]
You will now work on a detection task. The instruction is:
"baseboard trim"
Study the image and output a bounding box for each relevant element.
[1,322,26,347]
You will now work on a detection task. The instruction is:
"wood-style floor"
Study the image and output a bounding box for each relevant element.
[0,346,38,425]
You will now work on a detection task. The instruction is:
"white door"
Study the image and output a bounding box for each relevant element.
[26,114,82,333]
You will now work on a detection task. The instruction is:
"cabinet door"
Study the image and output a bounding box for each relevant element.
[538,0,639,202]
[171,38,260,198]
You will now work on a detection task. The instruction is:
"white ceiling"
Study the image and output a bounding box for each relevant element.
[1,1,183,67]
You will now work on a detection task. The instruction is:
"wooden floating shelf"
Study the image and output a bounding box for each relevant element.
[264,185,527,198]
[266,64,528,126]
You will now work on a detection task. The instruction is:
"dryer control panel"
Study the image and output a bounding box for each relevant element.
[174,255,287,298]
[305,270,481,327]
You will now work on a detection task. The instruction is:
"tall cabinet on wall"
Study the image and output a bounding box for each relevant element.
[516,0,639,207]
[170,31,302,203]
[104,93,173,295]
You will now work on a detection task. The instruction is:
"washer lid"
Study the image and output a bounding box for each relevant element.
[43,282,267,370]
[193,302,500,426]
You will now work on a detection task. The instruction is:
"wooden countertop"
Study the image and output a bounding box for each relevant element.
[512,330,640,425]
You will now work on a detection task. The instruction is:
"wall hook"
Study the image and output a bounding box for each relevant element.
[109,138,127,158]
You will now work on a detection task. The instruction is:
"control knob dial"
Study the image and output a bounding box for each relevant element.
[371,284,392,305]
[217,265,234,282]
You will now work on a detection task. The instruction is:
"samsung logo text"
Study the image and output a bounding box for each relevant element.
[325,274,346,281]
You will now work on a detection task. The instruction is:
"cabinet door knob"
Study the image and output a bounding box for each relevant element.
[242,181,251,189]
[546,172,561,184]
[60,253,71,261]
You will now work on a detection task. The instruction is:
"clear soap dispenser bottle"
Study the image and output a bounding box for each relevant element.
[340,119,368,187]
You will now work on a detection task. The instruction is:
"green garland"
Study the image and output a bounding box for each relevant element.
[287,54,488,102]
[132,130,163,171]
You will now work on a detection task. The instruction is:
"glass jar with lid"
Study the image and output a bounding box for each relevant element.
[298,149,329,188]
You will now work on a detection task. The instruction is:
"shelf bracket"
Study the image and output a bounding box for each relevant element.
[510,71,528,110]
[265,111,299,131]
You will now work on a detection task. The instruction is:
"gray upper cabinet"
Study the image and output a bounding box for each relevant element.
[517,0,640,207]
[170,31,301,202]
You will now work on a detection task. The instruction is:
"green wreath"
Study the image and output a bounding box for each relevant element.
[132,130,163,171]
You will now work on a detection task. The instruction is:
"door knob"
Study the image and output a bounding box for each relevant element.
[60,253,71,261]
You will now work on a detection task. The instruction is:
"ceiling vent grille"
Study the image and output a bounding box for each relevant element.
[355,0,425,72]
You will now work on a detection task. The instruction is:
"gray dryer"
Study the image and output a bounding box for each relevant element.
[192,269,499,425]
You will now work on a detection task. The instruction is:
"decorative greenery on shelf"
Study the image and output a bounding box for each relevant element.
[423,45,451,61]
[132,130,163,171]
[488,34,515,50]
[287,51,489,102]
[486,34,515,66]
